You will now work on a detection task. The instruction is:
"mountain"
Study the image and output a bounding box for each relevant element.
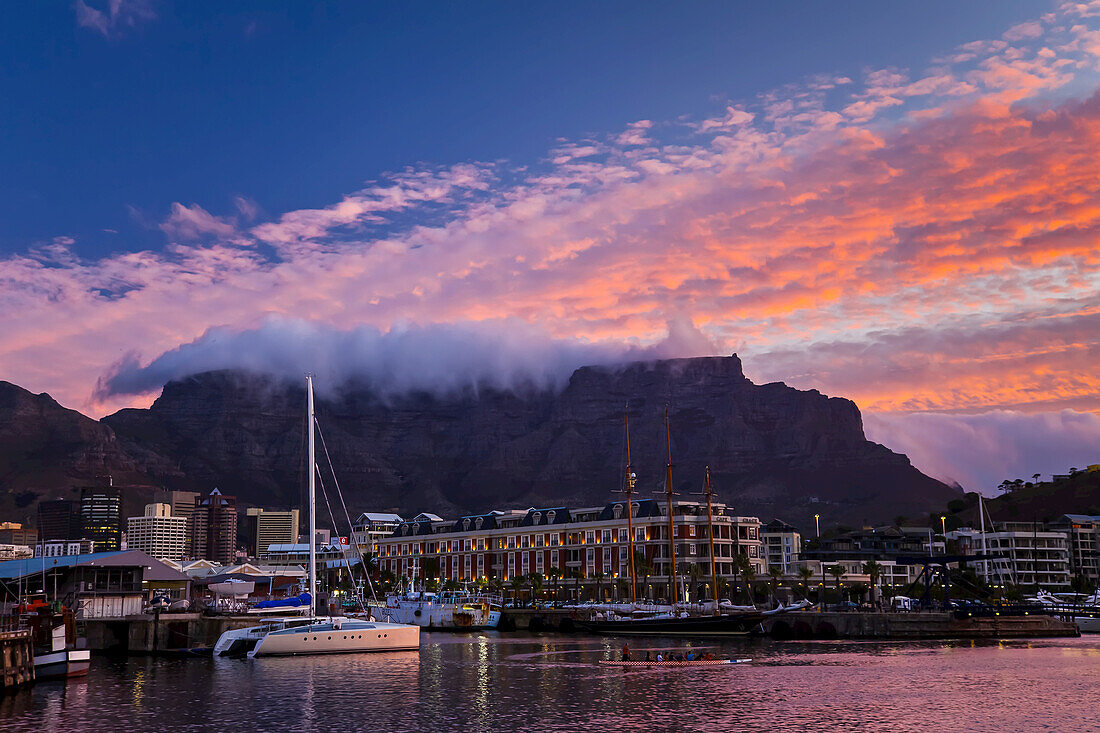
[0,381,165,522]
[0,356,959,530]
[91,354,957,529]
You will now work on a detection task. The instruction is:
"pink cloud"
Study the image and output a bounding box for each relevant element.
[74,0,156,38]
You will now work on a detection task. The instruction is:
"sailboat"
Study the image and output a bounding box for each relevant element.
[214,375,419,657]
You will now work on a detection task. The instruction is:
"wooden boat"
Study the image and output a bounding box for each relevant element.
[599,658,751,667]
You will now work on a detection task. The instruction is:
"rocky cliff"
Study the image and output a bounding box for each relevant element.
[88,354,958,527]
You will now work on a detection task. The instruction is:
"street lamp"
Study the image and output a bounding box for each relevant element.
[814,514,820,538]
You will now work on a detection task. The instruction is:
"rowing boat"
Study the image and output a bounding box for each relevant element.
[599,658,751,667]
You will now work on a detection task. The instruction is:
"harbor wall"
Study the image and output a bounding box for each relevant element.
[499,608,592,632]
[83,614,261,654]
[764,611,1079,640]
[0,630,34,690]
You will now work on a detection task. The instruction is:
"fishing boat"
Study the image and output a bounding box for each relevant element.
[374,590,502,630]
[214,375,419,657]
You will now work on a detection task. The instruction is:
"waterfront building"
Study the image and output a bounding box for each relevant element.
[0,549,192,616]
[374,500,764,601]
[789,558,915,600]
[803,526,943,564]
[761,519,801,573]
[79,484,122,551]
[0,545,32,560]
[126,503,187,560]
[948,524,1071,589]
[1047,514,1100,584]
[189,488,238,564]
[351,512,404,555]
[246,507,300,556]
[36,499,82,542]
[0,523,37,547]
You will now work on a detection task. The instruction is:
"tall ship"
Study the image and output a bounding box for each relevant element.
[374,590,502,631]
[215,375,419,657]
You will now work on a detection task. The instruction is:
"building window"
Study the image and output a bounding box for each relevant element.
[547,510,556,523]
[688,526,695,537]
[602,529,612,544]
[551,550,559,565]
[586,531,595,545]
[619,528,628,543]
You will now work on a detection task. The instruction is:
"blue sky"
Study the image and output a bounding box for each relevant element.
[0,1,1048,259]
[5,1,1100,493]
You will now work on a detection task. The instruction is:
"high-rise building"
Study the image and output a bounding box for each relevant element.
[0,523,38,547]
[246,507,300,557]
[37,499,82,542]
[190,488,237,563]
[154,490,200,555]
[79,485,122,551]
[127,503,188,560]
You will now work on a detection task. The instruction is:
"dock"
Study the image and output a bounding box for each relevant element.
[0,629,34,690]
[764,611,1079,640]
[83,614,262,654]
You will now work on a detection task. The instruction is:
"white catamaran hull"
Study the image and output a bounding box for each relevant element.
[250,620,419,656]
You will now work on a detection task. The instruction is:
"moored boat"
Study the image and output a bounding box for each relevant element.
[374,591,502,631]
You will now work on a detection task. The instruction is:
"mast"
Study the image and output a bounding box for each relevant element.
[624,408,638,606]
[978,495,988,583]
[703,467,719,615]
[307,374,317,618]
[664,405,679,605]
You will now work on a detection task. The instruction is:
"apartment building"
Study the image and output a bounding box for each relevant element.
[761,519,801,574]
[350,512,404,555]
[948,523,1071,589]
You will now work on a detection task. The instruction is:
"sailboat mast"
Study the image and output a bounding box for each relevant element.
[979,494,989,588]
[704,467,719,615]
[307,375,317,618]
[664,405,679,605]
[624,409,637,606]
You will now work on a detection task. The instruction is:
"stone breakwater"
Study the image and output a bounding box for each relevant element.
[764,611,1079,640]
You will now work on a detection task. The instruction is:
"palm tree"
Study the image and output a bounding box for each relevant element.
[509,575,527,607]
[615,578,630,601]
[567,569,584,602]
[768,567,784,604]
[594,571,606,602]
[687,564,704,603]
[547,567,562,604]
[827,564,847,605]
[528,573,544,606]
[632,550,652,602]
[797,565,814,600]
[737,555,756,605]
[862,560,883,606]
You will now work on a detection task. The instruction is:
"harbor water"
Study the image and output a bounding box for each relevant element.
[2,633,1100,732]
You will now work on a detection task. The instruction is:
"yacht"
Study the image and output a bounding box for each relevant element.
[375,590,502,630]
[214,375,420,657]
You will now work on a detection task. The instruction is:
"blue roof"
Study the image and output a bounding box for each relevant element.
[0,551,127,580]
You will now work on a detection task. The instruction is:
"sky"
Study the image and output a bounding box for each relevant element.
[2,1,1100,493]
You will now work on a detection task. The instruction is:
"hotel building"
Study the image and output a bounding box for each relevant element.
[374,500,763,599]
[126,503,188,560]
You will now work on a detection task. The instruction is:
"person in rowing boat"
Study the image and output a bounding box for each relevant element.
[622,643,631,661]
[644,651,652,662]
[655,653,663,662]
[686,651,695,661]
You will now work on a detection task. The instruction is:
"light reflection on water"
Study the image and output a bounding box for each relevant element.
[3,634,1100,732]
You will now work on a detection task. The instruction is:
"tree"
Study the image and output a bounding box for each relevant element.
[632,550,652,602]
[827,564,847,604]
[528,573,544,606]
[797,566,814,600]
[546,567,562,604]
[688,564,704,603]
[862,560,883,605]
[567,569,584,602]
[736,554,756,605]
[1032,473,1042,484]
[594,571,606,602]
[509,575,527,607]
[848,583,869,604]
[615,578,630,601]
[767,567,784,604]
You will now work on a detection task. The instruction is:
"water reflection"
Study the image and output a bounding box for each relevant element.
[2,635,1100,732]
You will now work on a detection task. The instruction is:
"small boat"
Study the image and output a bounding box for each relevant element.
[33,616,91,680]
[599,658,751,667]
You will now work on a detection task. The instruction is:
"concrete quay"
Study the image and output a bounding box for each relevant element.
[764,611,1079,640]
[84,614,261,654]
[498,608,592,632]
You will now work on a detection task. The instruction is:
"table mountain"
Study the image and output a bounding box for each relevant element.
[91,354,958,528]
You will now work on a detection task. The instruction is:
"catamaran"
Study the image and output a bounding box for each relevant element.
[214,375,419,657]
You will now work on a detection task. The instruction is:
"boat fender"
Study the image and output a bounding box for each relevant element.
[332,618,343,630]
[414,609,422,617]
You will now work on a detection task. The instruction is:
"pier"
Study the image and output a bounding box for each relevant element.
[83,614,262,654]
[0,629,34,690]
[764,611,1079,640]
[498,608,592,632]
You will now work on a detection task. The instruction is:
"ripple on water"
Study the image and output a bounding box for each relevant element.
[3,635,1100,732]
